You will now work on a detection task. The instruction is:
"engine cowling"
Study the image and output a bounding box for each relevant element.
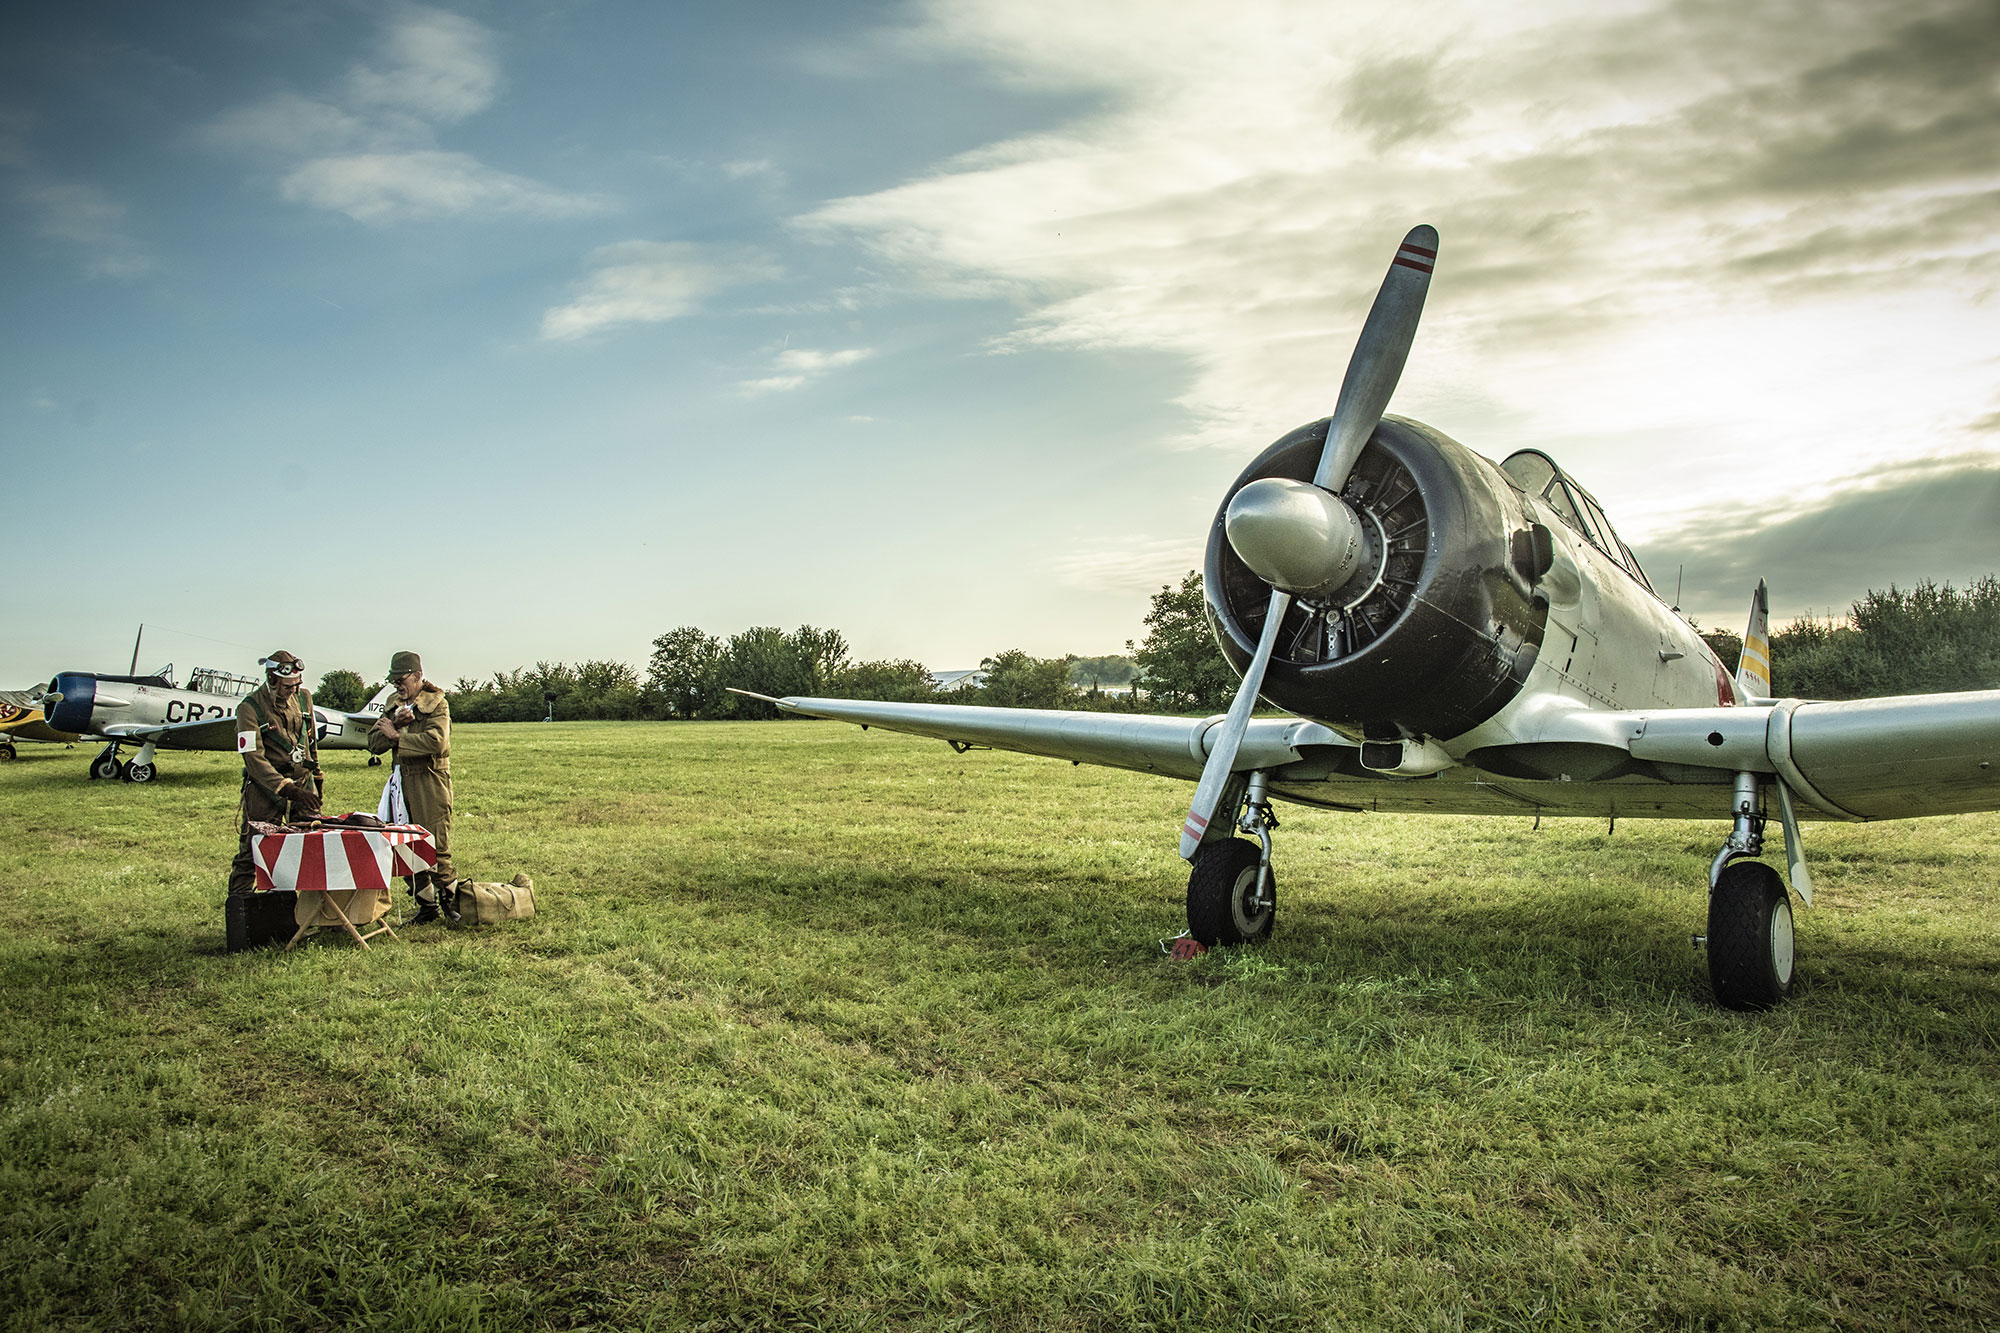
[43,674,99,735]
[1204,415,1550,742]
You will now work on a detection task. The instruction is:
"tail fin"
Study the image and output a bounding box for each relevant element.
[1736,579,1771,700]
[359,682,396,717]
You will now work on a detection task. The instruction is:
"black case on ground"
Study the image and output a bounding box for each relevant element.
[225,891,299,951]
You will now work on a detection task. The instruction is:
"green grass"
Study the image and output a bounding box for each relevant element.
[2,721,1996,1331]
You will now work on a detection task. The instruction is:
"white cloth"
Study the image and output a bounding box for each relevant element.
[377,766,409,825]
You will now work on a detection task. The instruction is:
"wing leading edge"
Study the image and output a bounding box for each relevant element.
[770,695,1345,783]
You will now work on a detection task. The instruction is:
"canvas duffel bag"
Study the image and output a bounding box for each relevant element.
[453,875,536,925]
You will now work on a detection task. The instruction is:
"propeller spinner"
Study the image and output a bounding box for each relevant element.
[1180,225,1438,862]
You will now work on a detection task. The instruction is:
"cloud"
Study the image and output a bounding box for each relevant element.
[1048,536,1204,593]
[17,179,152,276]
[723,158,782,182]
[740,346,874,394]
[281,151,602,223]
[1633,455,2000,626]
[201,92,367,157]
[345,7,500,122]
[203,7,589,223]
[540,241,781,341]
[800,0,2000,498]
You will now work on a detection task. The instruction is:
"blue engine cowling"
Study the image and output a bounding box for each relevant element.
[44,674,100,735]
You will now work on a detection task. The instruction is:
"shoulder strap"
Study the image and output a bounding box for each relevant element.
[298,689,317,758]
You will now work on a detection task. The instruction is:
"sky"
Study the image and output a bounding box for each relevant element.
[4,0,1996,690]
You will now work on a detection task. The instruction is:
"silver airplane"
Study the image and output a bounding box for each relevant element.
[748,225,2000,1011]
[35,666,393,783]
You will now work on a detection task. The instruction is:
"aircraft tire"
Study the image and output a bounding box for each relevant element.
[1708,860,1794,1011]
[1186,837,1274,946]
[126,762,156,784]
[89,750,121,781]
[0,742,16,761]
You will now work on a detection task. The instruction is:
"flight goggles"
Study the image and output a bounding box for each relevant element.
[260,657,305,680]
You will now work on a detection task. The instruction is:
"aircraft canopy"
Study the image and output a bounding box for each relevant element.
[1500,449,1653,592]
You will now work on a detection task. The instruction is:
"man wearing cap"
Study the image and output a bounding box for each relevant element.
[227,651,324,910]
[369,650,458,924]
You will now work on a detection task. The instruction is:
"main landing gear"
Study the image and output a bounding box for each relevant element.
[1699,772,1801,1011]
[86,742,158,783]
[1185,772,1278,946]
[89,743,124,781]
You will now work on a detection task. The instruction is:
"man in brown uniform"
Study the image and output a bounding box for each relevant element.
[227,651,324,948]
[370,650,458,924]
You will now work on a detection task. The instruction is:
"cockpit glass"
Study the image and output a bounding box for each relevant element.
[1540,479,1582,531]
[1499,451,1557,495]
[1500,448,1651,588]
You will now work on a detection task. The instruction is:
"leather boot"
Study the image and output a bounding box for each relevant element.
[438,877,462,927]
[409,872,441,925]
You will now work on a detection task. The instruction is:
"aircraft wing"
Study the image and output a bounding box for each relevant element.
[774,688,2000,825]
[768,695,1347,784]
[101,715,241,751]
[1602,690,2000,822]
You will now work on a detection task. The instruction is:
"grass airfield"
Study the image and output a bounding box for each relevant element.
[2,719,1995,1331]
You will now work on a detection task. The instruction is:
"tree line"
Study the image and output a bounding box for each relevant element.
[305,572,1998,723]
[1701,576,2000,700]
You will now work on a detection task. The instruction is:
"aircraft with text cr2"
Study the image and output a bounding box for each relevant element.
[746,224,2000,1012]
[34,663,394,784]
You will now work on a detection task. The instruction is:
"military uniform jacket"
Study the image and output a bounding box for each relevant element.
[235,685,320,826]
[368,684,453,864]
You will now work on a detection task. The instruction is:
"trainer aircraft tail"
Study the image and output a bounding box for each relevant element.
[1736,579,1772,701]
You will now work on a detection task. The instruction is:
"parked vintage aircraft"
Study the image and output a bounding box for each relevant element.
[0,692,80,759]
[747,225,2000,1011]
[34,666,394,783]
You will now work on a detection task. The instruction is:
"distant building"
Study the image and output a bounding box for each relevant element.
[930,669,987,693]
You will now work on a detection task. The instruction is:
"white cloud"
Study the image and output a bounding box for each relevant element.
[803,0,2000,528]
[19,179,152,277]
[540,241,781,341]
[346,7,500,123]
[201,93,368,157]
[741,345,875,394]
[281,151,604,223]
[1048,536,1204,593]
[202,7,590,223]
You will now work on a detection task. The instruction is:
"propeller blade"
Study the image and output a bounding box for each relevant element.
[1311,225,1438,493]
[1180,588,1293,861]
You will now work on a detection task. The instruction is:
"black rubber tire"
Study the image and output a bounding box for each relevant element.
[125,762,156,784]
[1186,837,1274,946]
[0,742,16,762]
[1708,860,1795,1011]
[90,749,120,780]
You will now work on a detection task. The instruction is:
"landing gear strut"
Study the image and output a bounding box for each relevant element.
[1186,772,1278,945]
[89,743,124,781]
[123,741,158,784]
[1702,772,1797,1010]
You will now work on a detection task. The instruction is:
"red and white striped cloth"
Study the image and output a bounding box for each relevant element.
[251,819,438,893]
